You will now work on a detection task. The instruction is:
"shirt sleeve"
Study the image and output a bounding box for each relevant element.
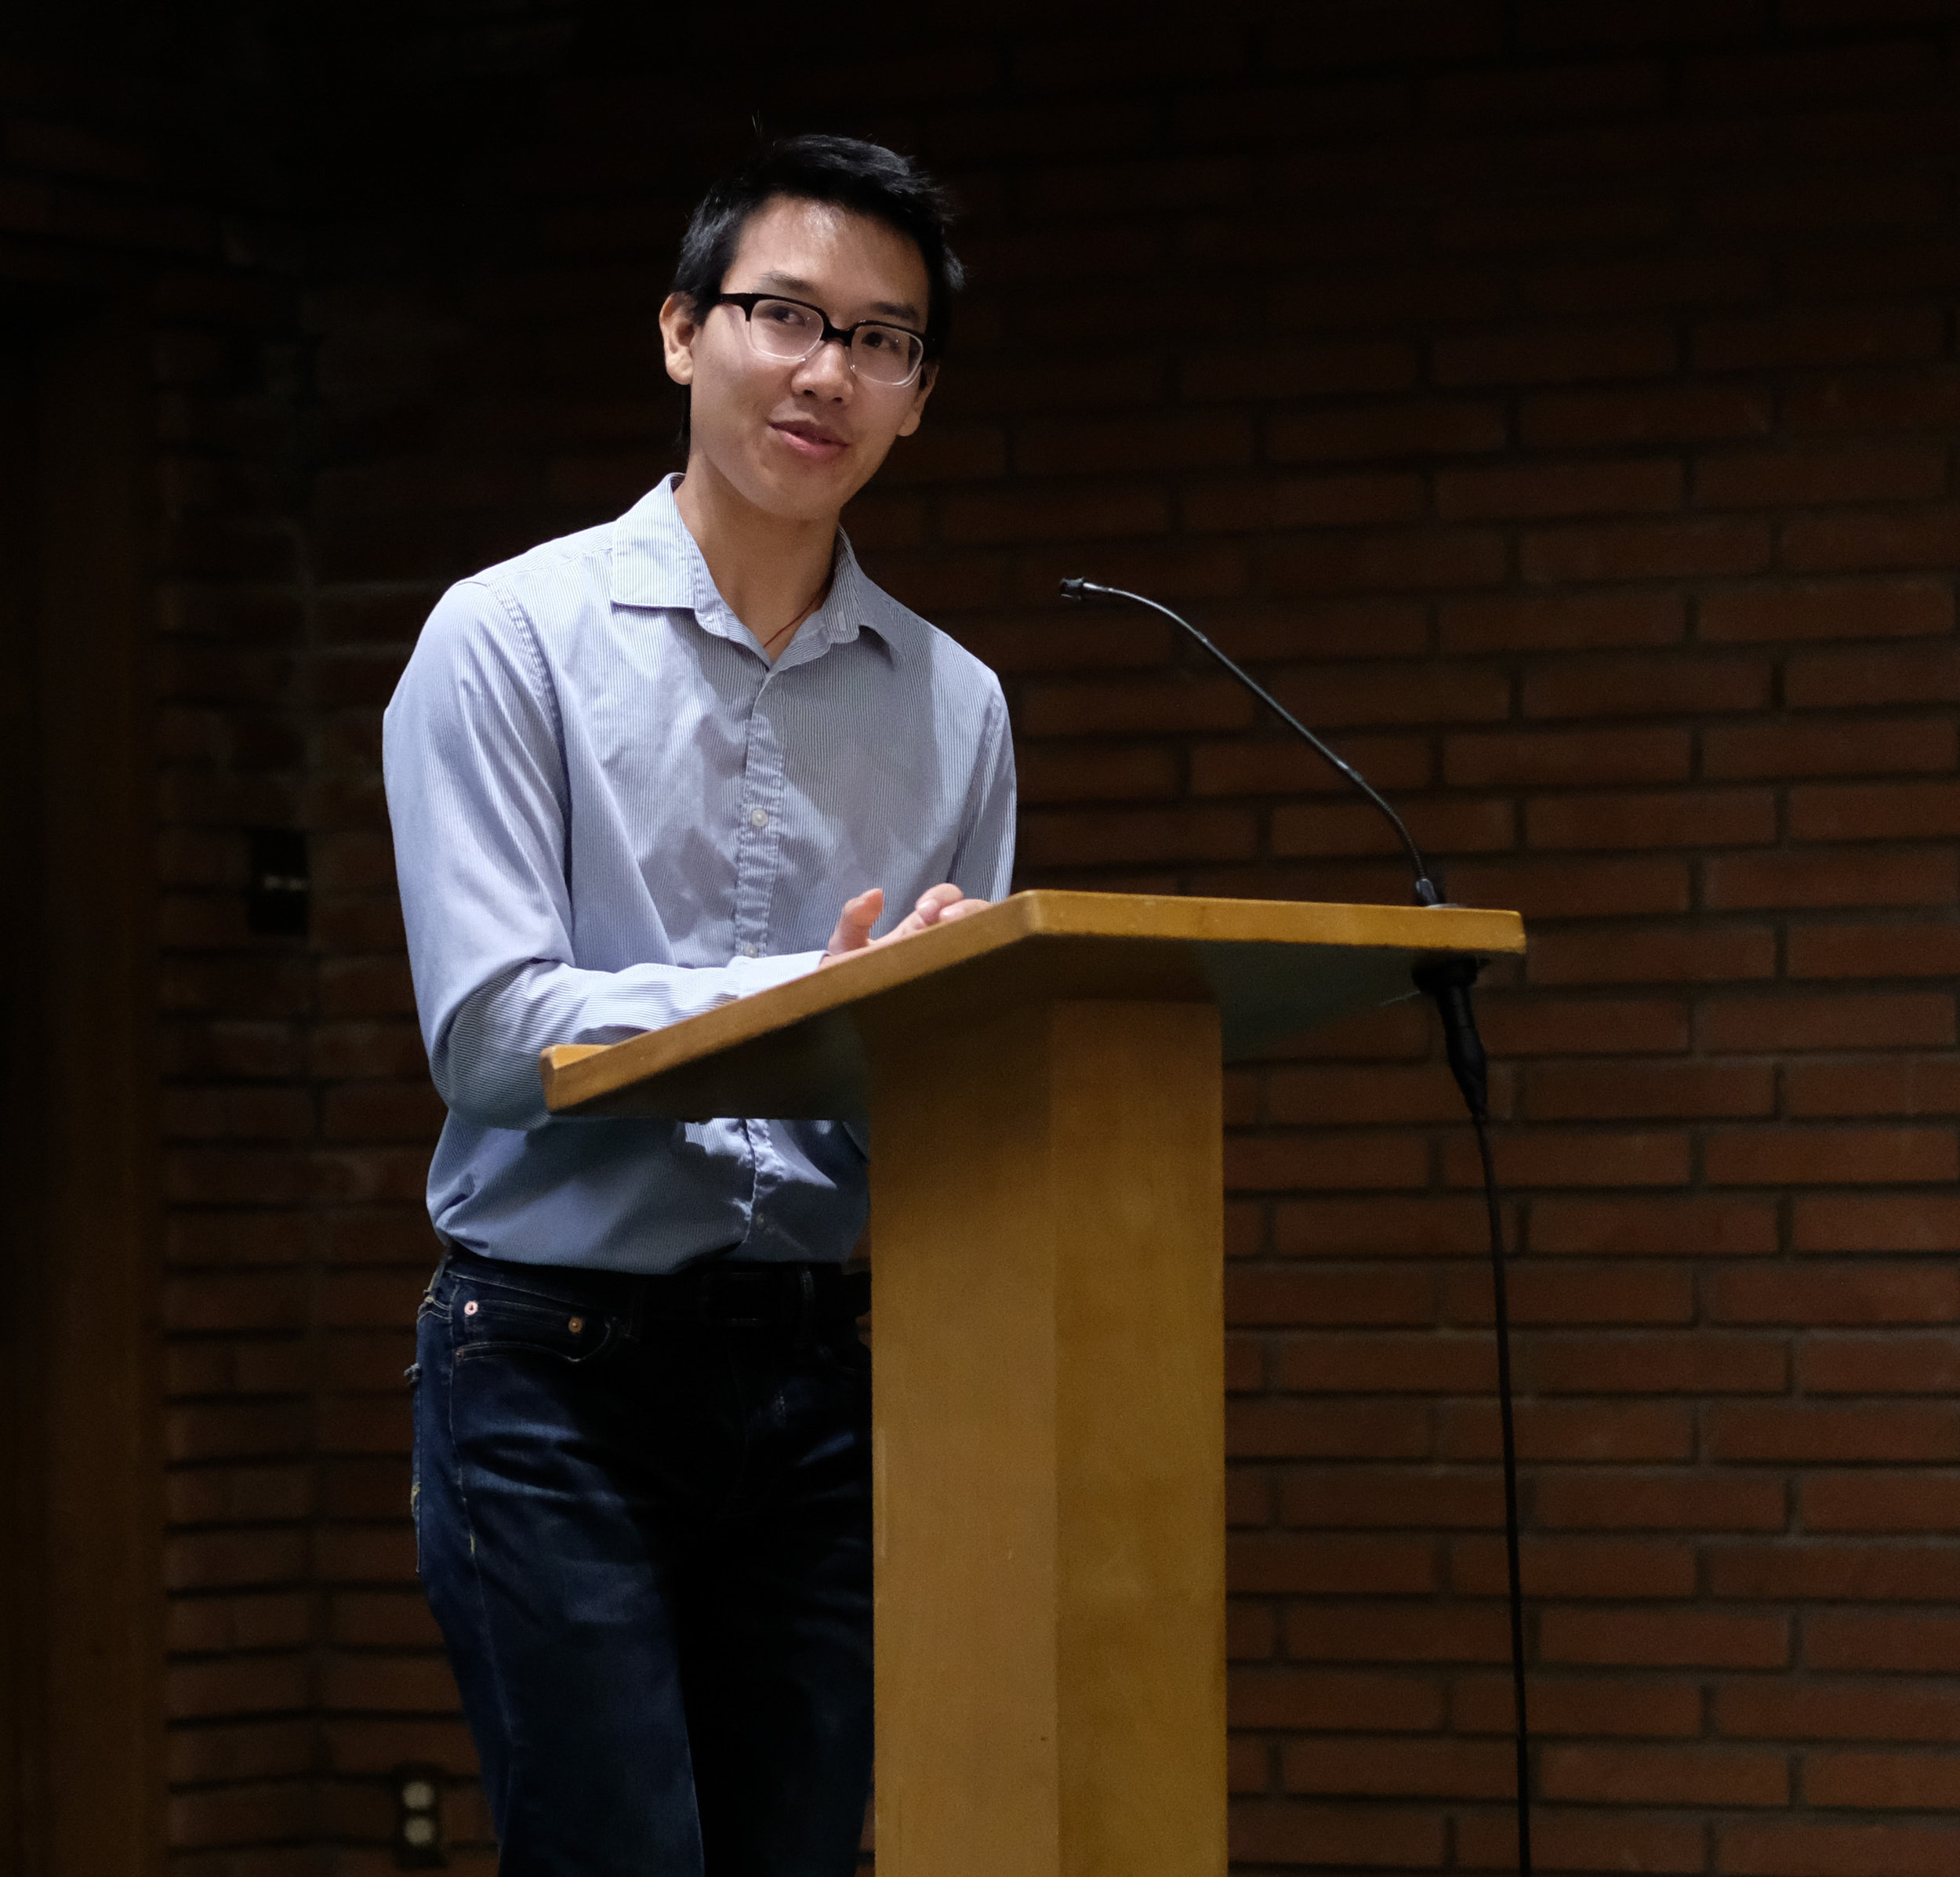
[952,681,1018,901]
[383,580,822,1132]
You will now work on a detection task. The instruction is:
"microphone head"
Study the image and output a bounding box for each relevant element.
[1058,576,1089,601]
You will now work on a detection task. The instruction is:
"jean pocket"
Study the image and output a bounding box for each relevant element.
[452,1288,615,1367]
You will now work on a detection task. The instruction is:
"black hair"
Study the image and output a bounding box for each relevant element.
[670,133,964,365]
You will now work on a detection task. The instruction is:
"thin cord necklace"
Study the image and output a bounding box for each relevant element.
[759,568,832,655]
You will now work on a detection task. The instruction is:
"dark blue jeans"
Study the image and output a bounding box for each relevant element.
[412,1248,873,1875]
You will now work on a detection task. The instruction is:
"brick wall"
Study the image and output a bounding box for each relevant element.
[14,1,1960,1870]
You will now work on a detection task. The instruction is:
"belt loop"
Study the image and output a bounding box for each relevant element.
[423,1249,452,1302]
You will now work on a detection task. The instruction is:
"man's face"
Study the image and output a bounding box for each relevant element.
[660,196,935,523]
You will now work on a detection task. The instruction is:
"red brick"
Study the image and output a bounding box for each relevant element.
[1229,1801,1444,1870]
[1527,924,1777,987]
[1705,1127,1958,1187]
[1449,1127,1692,1189]
[1227,1398,1431,1461]
[1230,1666,1445,1733]
[1014,411,1251,476]
[1434,456,1681,521]
[1226,1266,1436,1327]
[1805,1750,1960,1810]
[1446,1263,1695,1327]
[1016,745,1180,804]
[1020,676,1253,737]
[1788,924,1960,979]
[1718,1821,1960,1877]
[1262,527,1507,594]
[1806,1613,1960,1673]
[1717,1677,1960,1742]
[1783,507,1960,575]
[1706,1403,1960,1463]
[1178,338,1421,405]
[1451,1534,1697,1598]
[1803,1472,1960,1534]
[1534,1469,1788,1532]
[1523,381,1773,448]
[1277,1466,1503,1530]
[1541,1742,1788,1806]
[1284,1601,1514,1665]
[1229,1534,1438,1595]
[1529,1196,1780,1255]
[1225,1131,1428,1193]
[1795,1196,1960,1253]
[1190,732,1429,799]
[1439,590,1684,651]
[1272,794,1513,859]
[1267,661,1512,728]
[1787,1058,1960,1122]
[1475,993,1692,1054]
[1524,1060,1773,1120]
[1270,1331,1494,1394]
[1440,1398,1694,1462]
[1693,305,1944,371]
[1279,1734,1513,1799]
[1541,1608,1789,1668]
[1526,788,1777,851]
[1267,398,1508,463]
[1448,856,1690,919]
[1523,517,1772,583]
[1789,642,1960,710]
[1698,993,1955,1052]
[1019,805,1257,867]
[1272,1196,1495,1258]
[1182,470,1423,532]
[1699,578,1954,641]
[1705,851,1956,909]
[1714,1543,1960,1603]
[1697,445,1947,509]
[1798,1334,1960,1393]
[1445,726,1689,788]
[1454,1672,1702,1739]
[1432,324,1677,387]
[1709,1265,1960,1326]
[1523,1331,1786,1394]
[1522,652,1772,720]
[1458,1809,1708,1872]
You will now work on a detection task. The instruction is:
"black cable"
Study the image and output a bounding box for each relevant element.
[1418,957,1532,1877]
[1061,575,1534,1875]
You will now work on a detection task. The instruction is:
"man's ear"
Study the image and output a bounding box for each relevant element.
[659,292,698,387]
[896,361,936,440]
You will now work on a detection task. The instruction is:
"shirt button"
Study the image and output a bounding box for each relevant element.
[750,808,768,829]
[740,942,758,958]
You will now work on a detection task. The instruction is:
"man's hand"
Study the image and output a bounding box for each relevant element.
[820,884,990,966]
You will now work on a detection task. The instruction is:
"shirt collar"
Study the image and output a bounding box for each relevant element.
[609,473,890,664]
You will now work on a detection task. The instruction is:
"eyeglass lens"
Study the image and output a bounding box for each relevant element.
[744,298,923,385]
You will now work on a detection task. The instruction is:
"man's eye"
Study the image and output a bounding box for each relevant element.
[859,327,901,353]
[760,302,815,328]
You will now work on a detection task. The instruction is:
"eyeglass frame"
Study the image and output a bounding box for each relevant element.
[710,292,929,388]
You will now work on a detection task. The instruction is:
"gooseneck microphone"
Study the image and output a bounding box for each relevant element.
[1061,575,1534,1877]
[1059,577,1445,906]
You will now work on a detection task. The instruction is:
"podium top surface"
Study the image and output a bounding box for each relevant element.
[540,890,1523,1124]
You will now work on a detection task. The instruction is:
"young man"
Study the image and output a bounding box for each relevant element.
[383,136,1014,1876]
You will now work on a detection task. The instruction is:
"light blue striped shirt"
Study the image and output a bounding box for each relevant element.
[383,474,1016,1273]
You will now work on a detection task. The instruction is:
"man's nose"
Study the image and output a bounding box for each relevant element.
[793,336,854,395]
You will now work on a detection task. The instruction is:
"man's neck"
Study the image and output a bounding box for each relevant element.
[673,459,838,663]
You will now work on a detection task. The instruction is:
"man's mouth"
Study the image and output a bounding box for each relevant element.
[771,419,848,460]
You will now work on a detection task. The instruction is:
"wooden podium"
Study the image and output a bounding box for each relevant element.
[542,891,1525,1877]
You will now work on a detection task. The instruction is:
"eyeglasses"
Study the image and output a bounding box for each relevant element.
[713,292,927,388]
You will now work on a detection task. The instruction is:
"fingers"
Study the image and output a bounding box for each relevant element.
[909,882,967,924]
[824,887,884,958]
[821,885,993,967]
